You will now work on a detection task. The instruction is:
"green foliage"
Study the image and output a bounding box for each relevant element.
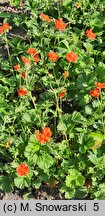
[10,0,20,7]
[14,176,31,189]
[66,169,85,188]
[37,153,54,173]
[89,132,105,150]
[60,185,75,199]
[92,183,105,200]
[0,176,13,192]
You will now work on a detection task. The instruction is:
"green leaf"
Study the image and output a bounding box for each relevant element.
[0,12,12,18]
[75,186,88,198]
[24,135,40,165]
[83,43,93,53]
[95,62,105,81]
[92,184,105,200]
[88,153,105,169]
[99,183,105,190]
[11,0,20,7]
[0,163,4,172]
[0,176,13,192]
[65,189,75,199]
[83,0,89,7]
[33,179,41,189]
[63,0,72,6]
[11,161,19,168]
[71,111,85,124]
[14,176,30,189]
[92,100,100,108]
[85,105,92,115]
[89,132,105,150]
[57,121,67,134]
[80,135,94,153]
[57,114,72,135]
[66,169,85,188]
[60,184,75,199]
[22,191,34,200]
[37,153,54,173]
[60,40,70,50]
[22,113,31,123]
[89,132,105,140]
[25,134,40,155]
[59,140,71,158]
[28,154,38,166]
[60,159,75,174]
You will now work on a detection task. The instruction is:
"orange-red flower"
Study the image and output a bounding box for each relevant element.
[0,26,4,34]
[58,92,65,98]
[66,52,78,63]
[6,140,13,149]
[41,127,52,137]
[75,2,81,8]
[21,72,27,79]
[26,48,40,62]
[95,82,105,89]
[85,29,96,40]
[90,88,100,98]
[0,22,11,34]
[63,71,69,78]
[26,48,37,56]
[16,163,29,176]
[48,52,59,61]
[36,133,46,144]
[21,56,30,64]
[13,64,20,71]
[35,127,52,144]
[2,22,11,31]
[40,13,52,22]
[33,54,40,62]
[58,90,66,98]
[54,19,67,31]
[17,86,28,96]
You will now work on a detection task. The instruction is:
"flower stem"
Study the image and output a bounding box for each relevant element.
[26,77,36,109]
[4,32,12,66]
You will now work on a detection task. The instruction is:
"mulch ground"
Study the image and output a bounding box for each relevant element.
[0,184,65,200]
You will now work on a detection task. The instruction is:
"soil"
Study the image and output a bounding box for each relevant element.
[0,184,65,200]
[0,0,25,13]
